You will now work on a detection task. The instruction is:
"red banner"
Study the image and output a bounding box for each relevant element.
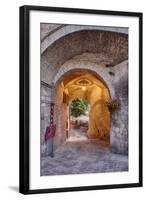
[45,124,56,141]
[44,102,56,141]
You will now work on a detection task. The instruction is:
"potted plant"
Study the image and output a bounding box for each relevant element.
[106,99,120,112]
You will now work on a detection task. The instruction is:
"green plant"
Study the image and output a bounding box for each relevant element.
[71,98,88,117]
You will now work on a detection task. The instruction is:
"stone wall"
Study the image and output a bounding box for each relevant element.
[40,82,68,156]
[40,82,53,157]
[110,61,128,154]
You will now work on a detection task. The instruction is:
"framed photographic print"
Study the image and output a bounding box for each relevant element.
[19,5,143,194]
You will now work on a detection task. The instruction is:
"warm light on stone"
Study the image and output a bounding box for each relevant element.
[82,86,86,91]
[53,70,111,141]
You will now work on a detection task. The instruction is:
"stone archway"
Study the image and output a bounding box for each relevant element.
[40,27,128,157]
[41,24,128,54]
[52,58,115,98]
[51,67,112,151]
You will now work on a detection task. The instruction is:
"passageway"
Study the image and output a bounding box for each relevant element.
[53,69,111,151]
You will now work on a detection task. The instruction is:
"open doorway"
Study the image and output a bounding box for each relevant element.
[67,98,90,141]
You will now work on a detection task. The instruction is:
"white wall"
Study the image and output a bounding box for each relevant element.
[0,0,145,199]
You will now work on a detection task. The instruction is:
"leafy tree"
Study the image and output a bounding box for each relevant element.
[71,98,88,117]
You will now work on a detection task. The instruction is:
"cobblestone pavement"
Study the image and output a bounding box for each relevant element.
[68,127,88,141]
[41,139,128,176]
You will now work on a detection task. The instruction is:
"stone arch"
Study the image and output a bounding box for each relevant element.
[52,59,115,98]
[41,29,128,85]
[41,24,128,54]
[51,65,113,150]
[44,60,128,156]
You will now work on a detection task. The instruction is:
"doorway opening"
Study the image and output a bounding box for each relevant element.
[53,69,111,150]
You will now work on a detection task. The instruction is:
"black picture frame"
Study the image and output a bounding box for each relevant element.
[19,5,143,194]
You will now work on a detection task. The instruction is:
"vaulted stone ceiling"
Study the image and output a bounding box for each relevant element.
[41,29,128,85]
[42,30,128,66]
[60,70,110,105]
[41,24,128,52]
